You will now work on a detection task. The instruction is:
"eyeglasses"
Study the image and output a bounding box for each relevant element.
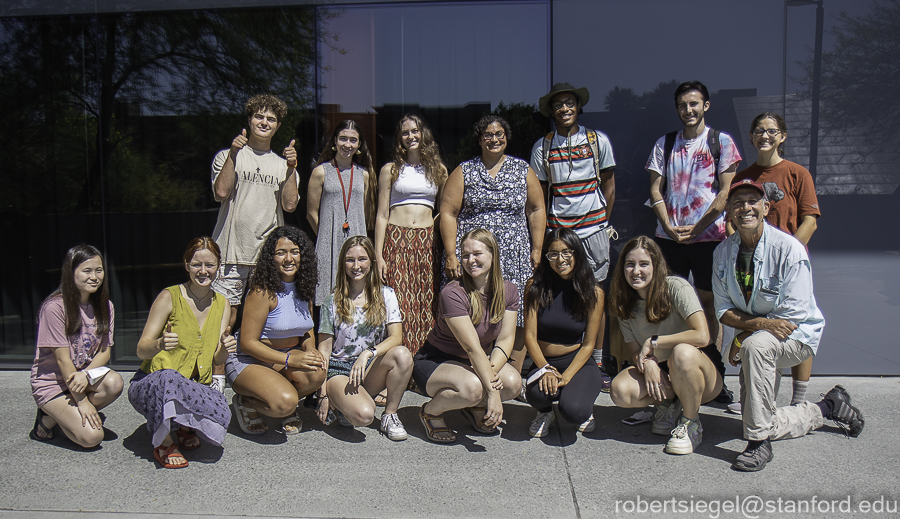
[482,131,506,141]
[751,128,782,137]
[545,250,574,261]
[551,99,577,111]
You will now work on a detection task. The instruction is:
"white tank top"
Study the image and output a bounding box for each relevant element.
[389,164,438,209]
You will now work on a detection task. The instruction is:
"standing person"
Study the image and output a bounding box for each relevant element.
[307,119,377,307]
[714,180,862,472]
[225,226,326,435]
[29,245,124,448]
[523,228,605,438]
[375,114,448,355]
[441,115,545,373]
[529,82,616,372]
[130,237,236,469]
[645,80,742,402]
[413,229,522,443]
[316,237,413,441]
[608,237,723,455]
[210,93,300,392]
[729,112,821,411]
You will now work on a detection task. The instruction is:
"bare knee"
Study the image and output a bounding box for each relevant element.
[668,344,700,372]
[456,376,485,405]
[290,370,325,397]
[71,427,105,448]
[610,371,640,408]
[345,403,375,427]
[387,347,413,372]
[268,391,300,417]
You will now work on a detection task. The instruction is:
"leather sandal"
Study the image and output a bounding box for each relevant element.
[461,405,499,435]
[175,427,200,450]
[419,403,455,443]
[232,394,267,434]
[154,442,189,469]
[29,407,54,442]
[281,409,302,435]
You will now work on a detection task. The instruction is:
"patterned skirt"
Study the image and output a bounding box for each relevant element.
[384,223,439,354]
[128,369,231,448]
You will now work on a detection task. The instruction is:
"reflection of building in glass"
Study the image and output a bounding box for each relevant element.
[734,95,899,195]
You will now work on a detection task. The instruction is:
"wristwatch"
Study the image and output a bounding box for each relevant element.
[367,346,378,358]
[650,335,659,350]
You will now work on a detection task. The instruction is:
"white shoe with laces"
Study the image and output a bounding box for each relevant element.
[578,414,595,433]
[665,417,702,455]
[380,413,408,441]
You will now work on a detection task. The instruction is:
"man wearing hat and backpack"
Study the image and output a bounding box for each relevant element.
[530,83,616,283]
[530,83,617,378]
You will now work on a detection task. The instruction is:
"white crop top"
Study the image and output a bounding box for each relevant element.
[389,164,438,209]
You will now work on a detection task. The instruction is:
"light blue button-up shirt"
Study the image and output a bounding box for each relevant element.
[712,222,825,353]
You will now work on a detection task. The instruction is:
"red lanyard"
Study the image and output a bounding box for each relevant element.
[333,160,354,230]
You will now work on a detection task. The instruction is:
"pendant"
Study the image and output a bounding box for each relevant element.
[342,221,349,230]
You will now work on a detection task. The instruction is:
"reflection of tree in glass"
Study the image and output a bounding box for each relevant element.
[604,86,638,112]
[798,0,900,145]
[0,8,338,214]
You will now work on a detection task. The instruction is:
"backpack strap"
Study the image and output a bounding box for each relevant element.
[587,129,602,184]
[707,128,721,190]
[661,131,678,199]
[541,132,554,210]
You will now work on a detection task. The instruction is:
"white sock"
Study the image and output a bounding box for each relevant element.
[592,349,604,367]
[212,375,226,392]
[791,379,809,405]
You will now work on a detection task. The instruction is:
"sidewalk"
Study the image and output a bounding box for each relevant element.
[1,371,897,519]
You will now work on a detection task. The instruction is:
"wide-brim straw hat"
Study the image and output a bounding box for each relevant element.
[539,82,590,117]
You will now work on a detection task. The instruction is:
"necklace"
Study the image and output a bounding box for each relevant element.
[333,159,354,234]
[187,283,210,303]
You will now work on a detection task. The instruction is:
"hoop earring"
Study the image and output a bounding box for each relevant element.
[355,149,361,156]
[331,146,336,151]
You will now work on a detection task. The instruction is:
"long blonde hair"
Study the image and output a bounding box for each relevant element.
[460,228,506,325]
[390,114,448,189]
[332,236,386,326]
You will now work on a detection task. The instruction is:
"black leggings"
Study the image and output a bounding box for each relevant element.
[525,349,602,424]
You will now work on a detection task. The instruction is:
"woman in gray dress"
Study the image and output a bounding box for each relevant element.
[307,120,377,306]
[440,114,545,373]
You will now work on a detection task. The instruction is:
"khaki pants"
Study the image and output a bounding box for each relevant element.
[737,331,824,441]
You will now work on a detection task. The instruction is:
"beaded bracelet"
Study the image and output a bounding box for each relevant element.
[285,351,291,369]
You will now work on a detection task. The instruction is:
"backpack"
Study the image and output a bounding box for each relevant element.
[661,128,721,194]
[541,129,606,209]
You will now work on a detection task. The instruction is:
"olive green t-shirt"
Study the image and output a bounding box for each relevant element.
[619,276,704,363]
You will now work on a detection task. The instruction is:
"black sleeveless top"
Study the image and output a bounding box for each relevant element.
[535,278,587,344]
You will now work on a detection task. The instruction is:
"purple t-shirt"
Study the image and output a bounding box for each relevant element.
[426,280,519,359]
[30,296,114,407]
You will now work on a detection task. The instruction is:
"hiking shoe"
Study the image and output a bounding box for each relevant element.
[822,385,864,438]
[529,411,555,438]
[380,413,408,441]
[651,399,682,435]
[714,382,734,404]
[732,439,774,472]
[578,414,595,433]
[599,372,612,394]
[665,417,702,455]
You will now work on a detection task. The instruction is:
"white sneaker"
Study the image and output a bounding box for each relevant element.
[529,411,555,438]
[727,402,743,415]
[210,375,226,394]
[578,414,595,433]
[651,399,682,435]
[665,418,703,455]
[380,413,408,441]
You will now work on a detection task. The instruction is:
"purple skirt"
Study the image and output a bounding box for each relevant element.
[128,369,231,448]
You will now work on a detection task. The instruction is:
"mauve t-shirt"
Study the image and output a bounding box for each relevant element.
[426,280,519,359]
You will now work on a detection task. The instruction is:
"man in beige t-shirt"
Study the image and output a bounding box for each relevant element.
[208,94,300,391]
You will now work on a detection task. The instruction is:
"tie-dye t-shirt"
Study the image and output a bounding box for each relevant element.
[646,127,741,242]
[319,286,402,362]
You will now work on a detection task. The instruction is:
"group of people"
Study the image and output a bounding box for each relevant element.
[29,82,864,473]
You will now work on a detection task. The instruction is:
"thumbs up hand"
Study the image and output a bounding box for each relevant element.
[285,139,297,168]
[231,129,248,152]
[161,322,179,351]
[220,326,237,354]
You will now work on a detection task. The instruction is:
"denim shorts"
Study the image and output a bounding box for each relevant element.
[327,355,375,380]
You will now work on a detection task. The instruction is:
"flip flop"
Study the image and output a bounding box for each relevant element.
[460,405,499,435]
[29,407,54,442]
[373,391,388,407]
[175,427,201,450]
[232,394,267,435]
[419,403,455,443]
[154,443,189,469]
[281,410,302,435]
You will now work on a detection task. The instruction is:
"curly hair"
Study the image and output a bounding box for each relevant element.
[248,226,317,302]
[389,114,448,189]
[47,244,111,338]
[525,228,598,322]
[244,94,287,122]
[332,236,386,326]
[315,119,377,230]
[609,236,672,323]
[472,114,512,146]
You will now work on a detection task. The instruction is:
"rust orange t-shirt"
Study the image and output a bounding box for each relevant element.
[733,160,820,235]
